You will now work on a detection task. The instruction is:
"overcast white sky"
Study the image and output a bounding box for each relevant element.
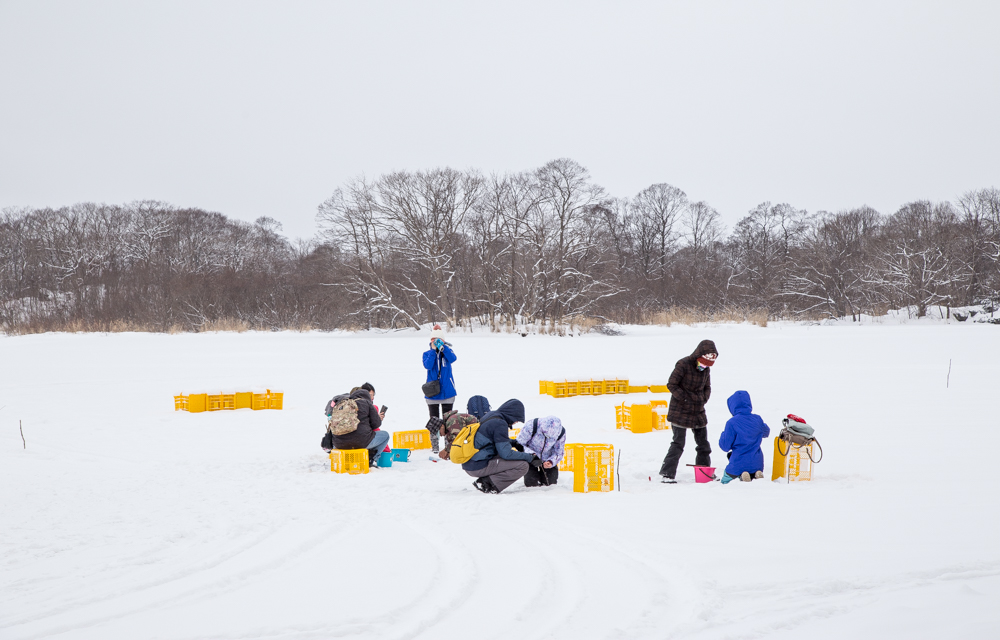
[2,1,998,241]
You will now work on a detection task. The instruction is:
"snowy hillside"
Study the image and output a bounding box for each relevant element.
[2,324,999,639]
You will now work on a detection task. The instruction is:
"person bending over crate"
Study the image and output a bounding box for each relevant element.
[461,399,539,493]
[659,339,719,484]
[718,390,770,484]
[512,416,566,487]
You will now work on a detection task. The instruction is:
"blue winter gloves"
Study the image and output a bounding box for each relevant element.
[434,338,444,351]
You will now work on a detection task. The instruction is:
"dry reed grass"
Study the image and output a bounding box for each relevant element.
[640,307,769,327]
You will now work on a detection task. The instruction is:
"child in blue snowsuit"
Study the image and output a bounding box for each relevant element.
[718,390,770,484]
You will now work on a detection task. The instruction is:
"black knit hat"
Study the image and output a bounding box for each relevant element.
[361,382,375,394]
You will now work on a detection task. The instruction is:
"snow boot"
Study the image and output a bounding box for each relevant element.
[473,477,499,494]
[720,472,737,484]
[753,470,764,480]
[740,471,751,482]
[660,475,677,484]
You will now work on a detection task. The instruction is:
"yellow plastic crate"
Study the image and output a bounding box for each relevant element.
[613,379,629,394]
[266,391,283,410]
[393,430,431,450]
[221,394,235,410]
[188,393,206,413]
[564,380,579,396]
[235,392,253,410]
[552,381,570,398]
[330,449,370,475]
[573,444,615,493]
[559,443,584,471]
[650,400,670,430]
[174,394,188,411]
[649,384,670,393]
[252,393,270,410]
[509,428,521,440]
[627,384,648,393]
[618,403,653,433]
[771,437,814,482]
[590,379,604,396]
[539,380,551,395]
[207,394,223,411]
[576,379,593,396]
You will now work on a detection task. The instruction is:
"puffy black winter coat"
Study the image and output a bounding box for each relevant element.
[331,389,383,450]
[666,339,718,428]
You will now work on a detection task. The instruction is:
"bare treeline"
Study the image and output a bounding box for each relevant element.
[3,158,999,333]
[319,158,1000,328]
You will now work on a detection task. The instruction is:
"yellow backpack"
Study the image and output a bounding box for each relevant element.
[448,422,481,464]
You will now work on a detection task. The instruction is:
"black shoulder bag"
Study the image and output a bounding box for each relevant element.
[422,350,443,398]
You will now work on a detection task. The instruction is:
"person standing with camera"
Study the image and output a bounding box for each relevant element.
[422,324,457,453]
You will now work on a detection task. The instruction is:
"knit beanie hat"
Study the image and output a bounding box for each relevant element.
[697,353,717,368]
[429,324,445,341]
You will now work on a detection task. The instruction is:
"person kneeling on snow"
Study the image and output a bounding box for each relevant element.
[718,390,770,484]
[512,416,565,487]
[462,399,539,493]
[437,395,491,461]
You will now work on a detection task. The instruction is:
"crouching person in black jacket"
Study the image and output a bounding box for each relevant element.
[462,399,539,493]
[323,388,389,467]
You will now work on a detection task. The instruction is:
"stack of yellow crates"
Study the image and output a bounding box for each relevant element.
[174,389,283,412]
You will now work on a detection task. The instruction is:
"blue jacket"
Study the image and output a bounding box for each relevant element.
[423,345,457,400]
[462,399,533,471]
[718,390,771,476]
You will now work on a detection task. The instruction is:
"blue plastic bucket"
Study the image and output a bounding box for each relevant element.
[392,448,410,462]
[378,451,394,468]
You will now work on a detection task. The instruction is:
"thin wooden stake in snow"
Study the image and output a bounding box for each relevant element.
[617,449,621,491]
[20,420,26,449]
[947,359,952,388]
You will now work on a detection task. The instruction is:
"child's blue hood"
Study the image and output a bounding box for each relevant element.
[727,390,753,416]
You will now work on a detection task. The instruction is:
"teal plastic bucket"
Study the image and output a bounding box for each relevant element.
[392,448,410,462]
[378,451,394,467]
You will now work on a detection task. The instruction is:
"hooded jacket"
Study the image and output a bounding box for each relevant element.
[423,344,458,400]
[517,416,566,466]
[331,389,383,450]
[466,395,491,420]
[461,399,534,471]
[718,390,770,476]
[666,339,718,428]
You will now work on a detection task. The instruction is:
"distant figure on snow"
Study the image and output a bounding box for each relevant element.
[718,390,770,483]
[659,339,718,483]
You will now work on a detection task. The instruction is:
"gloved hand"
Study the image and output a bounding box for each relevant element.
[434,338,444,351]
[510,439,524,452]
[529,456,544,469]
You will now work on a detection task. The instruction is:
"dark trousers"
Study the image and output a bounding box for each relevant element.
[524,465,559,487]
[428,403,454,419]
[659,426,712,478]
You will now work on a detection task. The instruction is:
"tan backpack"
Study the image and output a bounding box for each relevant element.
[327,398,360,435]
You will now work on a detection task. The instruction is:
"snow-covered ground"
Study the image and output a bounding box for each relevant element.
[2,323,999,639]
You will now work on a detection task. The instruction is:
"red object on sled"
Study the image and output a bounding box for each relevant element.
[786,414,808,424]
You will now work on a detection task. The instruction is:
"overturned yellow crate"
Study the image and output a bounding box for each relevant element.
[330,449,370,475]
[558,443,584,471]
[627,383,648,393]
[649,383,670,393]
[235,392,253,410]
[393,430,431,450]
[539,380,552,395]
[572,444,615,493]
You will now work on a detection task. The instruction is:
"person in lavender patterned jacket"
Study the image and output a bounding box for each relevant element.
[514,416,566,487]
